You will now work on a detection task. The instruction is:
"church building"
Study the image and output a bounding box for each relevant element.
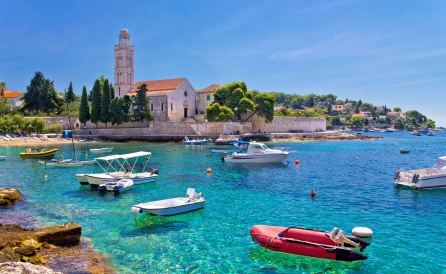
[114,28,197,122]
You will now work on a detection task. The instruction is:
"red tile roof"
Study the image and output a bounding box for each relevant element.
[128,78,186,96]
[1,87,23,99]
[197,84,220,93]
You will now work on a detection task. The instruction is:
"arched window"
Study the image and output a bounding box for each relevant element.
[161,103,164,111]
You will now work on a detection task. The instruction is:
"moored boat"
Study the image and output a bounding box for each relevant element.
[90,147,113,153]
[182,136,211,145]
[98,179,134,192]
[400,148,410,154]
[0,155,6,161]
[394,156,446,189]
[19,148,58,159]
[250,225,369,262]
[131,188,205,216]
[222,142,291,163]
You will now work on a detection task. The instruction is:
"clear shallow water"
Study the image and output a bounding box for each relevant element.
[1,132,446,273]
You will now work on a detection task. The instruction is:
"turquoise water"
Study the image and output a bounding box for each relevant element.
[1,133,446,273]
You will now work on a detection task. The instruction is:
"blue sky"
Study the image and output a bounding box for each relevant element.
[1,0,446,126]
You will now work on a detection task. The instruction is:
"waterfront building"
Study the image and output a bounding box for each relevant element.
[127,78,196,122]
[195,84,220,115]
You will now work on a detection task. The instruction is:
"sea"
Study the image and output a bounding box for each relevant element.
[1,132,446,273]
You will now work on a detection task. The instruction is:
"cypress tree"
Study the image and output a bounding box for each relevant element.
[24,72,45,113]
[79,86,90,127]
[66,81,76,102]
[132,84,154,126]
[100,79,111,127]
[90,80,102,128]
[110,83,115,99]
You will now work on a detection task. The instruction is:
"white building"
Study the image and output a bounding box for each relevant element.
[195,84,220,115]
[113,28,197,122]
[127,78,196,122]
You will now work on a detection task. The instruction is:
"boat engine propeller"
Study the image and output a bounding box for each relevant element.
[330,228,365,251]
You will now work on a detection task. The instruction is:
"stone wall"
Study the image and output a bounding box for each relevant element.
[246,116,326,133]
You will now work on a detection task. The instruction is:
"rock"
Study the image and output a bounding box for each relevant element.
[14,246,35,256]
[35,223,81,246]
[0,246,20,263]
[0,188,21,206]
[0,262,62,274]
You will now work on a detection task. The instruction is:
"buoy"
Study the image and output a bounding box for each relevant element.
[352,227,373,238]
[295,160,300,165]
[60,155,64,159]
[148,149,151,152]
[206,168,212,173]
[356,157,359,160]
[44,175,48,180]
[132,150,135,153]
[206,154,210,157]
[199,145,202,149]
[85,154,88,158]
[311,189,316,197]
[110,151,113,154]
[98,153,100,156]
[174,148,176,151]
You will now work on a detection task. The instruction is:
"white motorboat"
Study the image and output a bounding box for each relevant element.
[394,156,446,189]
[90,147,113,153]
[182,136,211,145]
[98,179,134,192]
[131,188,205,216]
[222,142,292,163]
[84,151,158,188]
[0,156,6,161]
[38,158,94,167]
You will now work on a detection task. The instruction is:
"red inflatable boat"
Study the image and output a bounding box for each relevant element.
[250,225,369,262]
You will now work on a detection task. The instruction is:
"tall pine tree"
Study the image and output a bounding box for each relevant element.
[110,82,115,99]
[132,84,154,126]
[24,72,45,113]
[66,81,76,102]
[100,79,111,127]
[79,86,90,127]
[90,80,102,128]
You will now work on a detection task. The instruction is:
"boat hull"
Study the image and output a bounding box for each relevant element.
[183,139,211,145]
[90,148,113,153]
[86,172,157,188]
[0,156,6,161]
[250,225,368,262]
[19,149,58,159]
[394,169,446,189]
[133,198,205,216]
[224,153,290,163]
[98,179,134,192]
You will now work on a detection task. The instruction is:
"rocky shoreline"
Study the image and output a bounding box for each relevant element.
[0,188,116,273]
[272,134,382,142]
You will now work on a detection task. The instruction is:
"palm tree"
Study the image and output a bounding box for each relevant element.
[0,81,6,117]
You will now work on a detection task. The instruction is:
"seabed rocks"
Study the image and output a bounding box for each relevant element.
[1,187,116,273]
[0,188,21,206]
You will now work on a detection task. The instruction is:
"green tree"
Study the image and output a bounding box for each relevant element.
[100,79,111,127]
[245,93,275,122]
[110,83,115,99]
[212,82,255,121]
[0,81,6,117]
[48,124,63,133]
[425,119,436,129]
[90,80,102,128]
[350,117,365,128]
[23,72,45,113]
[79,86,90,127]
[205,102,234,122]
[66,82,76,103]
[132,84,154,126]
[393,107,401,112]
[109,97,130,125]
[394,118,405,130]
[31,117,46,133]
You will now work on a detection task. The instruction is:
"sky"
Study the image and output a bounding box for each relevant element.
[1,0,446,126]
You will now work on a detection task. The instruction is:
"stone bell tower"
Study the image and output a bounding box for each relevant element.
[114,28,134,97]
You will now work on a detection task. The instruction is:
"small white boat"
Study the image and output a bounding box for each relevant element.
[90,147,113,153]
[394,156,446,189]
[98,179,134,192]
[0,156,6,161]
[222,142,292,163]
[38,158,94,167]
[131,188,205,216]
[182,136,211,145]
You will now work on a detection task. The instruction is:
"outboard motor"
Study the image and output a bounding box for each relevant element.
[221,152,227,161]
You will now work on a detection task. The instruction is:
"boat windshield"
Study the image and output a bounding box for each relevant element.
[261,144,269,149]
